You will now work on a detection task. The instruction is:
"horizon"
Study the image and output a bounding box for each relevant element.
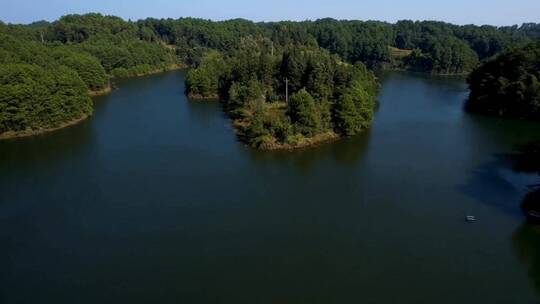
[2,0,539,26]
[3,15,540,28]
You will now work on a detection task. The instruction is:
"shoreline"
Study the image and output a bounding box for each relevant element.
[3,67,449,143]
[0,115,89,140]
[128,64,185,78]
[254,132,342,151]
[382,67,470,76]
[232,118,343,151]
[1,65,185,140]
[187,98,348,151]
[189,98,363,152]
[89,85,113,96]
[188,94,220,101]
[91,64,185,97]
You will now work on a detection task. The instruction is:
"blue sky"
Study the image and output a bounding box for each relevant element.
[2,0,539,25]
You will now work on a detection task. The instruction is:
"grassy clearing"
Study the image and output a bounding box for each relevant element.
[389,46,413,58]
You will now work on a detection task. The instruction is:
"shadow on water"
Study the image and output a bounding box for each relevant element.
[0,117,95,173]
[185,98,232,128]
[457,111,540,218]
[378,70,468,92]
[458,153,538,218]
[459,138,540,298]
[513,224,540,297]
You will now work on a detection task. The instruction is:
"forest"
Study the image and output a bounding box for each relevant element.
[1,13,540,139]
[466,42,540,120]
[0,14,179,137]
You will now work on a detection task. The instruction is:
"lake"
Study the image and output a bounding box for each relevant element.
[2,70,540,303]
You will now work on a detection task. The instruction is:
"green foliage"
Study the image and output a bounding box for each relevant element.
[186,68,216,98]
[287,89,322,136]
[0,33,53,67]
[186,43,379,148]
[0,13,180,137]
[0,64,91,134]
[334,75,376,136]
[2,13,539,139]
[140,18,267,52]
[404,36,479,74]
[393,20,535,73]
[280,49,308,92]
[45,13,138,43]
[266,22,318,48]
[466,42,540,120]
[228,80,266,107]
[186,51,228,98]
[75,39,176,74]
[334,94,362,136]
[307,19,394,67]
[29,14,179,77]
[245,101,294,148]
[52,48,109,90]
[136,16,539,74]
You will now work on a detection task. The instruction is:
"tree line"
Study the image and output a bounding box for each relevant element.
[142,17,539,73]
[1,13,539,138]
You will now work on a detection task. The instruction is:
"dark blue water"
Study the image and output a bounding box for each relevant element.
[2,70,540,303]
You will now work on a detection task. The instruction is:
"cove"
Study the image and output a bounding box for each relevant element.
[2,70,540,303]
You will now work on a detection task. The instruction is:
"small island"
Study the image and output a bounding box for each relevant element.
[186,47,379,150]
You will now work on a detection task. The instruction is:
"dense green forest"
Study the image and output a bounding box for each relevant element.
[1,13,539,139]
[0,14,179,137]
[466,42,540,120]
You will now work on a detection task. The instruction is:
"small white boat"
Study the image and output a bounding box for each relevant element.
[466,216,476,222]
[527,210,540,219]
